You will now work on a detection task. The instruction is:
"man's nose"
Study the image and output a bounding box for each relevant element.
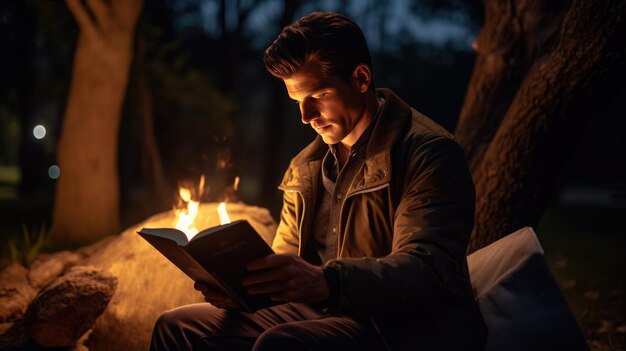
[299,99,319,124]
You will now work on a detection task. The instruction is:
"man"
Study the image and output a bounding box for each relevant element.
[151,12,487,351]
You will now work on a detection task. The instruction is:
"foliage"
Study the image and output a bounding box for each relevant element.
[1,223,50,269]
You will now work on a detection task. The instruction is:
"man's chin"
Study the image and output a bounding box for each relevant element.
[320,134,340,145]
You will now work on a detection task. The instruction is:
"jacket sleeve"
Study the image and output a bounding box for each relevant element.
[327,137,475,316]
[272,177,301,255]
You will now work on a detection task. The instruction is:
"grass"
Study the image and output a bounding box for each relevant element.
[1,223,50,269]
[538,205,626,351]
[0,189,54,270]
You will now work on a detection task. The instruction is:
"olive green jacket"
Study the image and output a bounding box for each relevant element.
[273,88,487,351]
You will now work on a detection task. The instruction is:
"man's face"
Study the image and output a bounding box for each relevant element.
[284,65,365,145]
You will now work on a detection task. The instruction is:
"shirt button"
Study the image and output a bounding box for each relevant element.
[336,193,343,200]
[332,227,337,233]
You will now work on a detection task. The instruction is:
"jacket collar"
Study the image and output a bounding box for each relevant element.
[280,88,411,193]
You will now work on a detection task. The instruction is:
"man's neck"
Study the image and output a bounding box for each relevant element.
[339,91,380,150]
[337,91,380,167]
[336,142,351,169]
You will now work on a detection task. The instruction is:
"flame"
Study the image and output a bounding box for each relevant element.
[233,176,240,192]
[175,186,200,240]
[174,175,232,239]
[198,175,205,196]
[217,202,231,225]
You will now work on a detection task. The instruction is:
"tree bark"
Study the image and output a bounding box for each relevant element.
[51,0,144,243]
[459,0,626,252]
[455,0,569,172]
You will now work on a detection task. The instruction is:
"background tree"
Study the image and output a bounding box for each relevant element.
[51,0,144,243]
[455,0,626,252]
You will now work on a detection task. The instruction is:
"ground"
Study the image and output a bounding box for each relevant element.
[539,205,626,351]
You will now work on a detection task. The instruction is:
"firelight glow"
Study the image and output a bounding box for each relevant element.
[218,202,231,225]
[175,186,199,240]
[233,176,240,191]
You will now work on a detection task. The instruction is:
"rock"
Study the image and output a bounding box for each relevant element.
[72,343,90,351]
[0,320,28,350]
[0,262,37,323]
[0,322,12,335]
[28,250,83,289]
[84,202,277,351]
[75,234,117,258]
[23,266,117,348]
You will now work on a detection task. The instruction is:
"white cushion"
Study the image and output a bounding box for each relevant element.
[467,227,589,351]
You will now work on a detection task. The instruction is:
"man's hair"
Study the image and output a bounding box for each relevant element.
[264,12,373,81]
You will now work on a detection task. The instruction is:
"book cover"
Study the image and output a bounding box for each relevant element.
[137,219,278,312]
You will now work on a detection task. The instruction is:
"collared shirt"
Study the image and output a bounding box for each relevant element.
[311,99,384,264]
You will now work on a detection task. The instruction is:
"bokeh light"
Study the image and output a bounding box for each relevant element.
[48,165,60,179]
[33,125,46,139]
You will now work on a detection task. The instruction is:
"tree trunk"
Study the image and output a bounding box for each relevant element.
[51,0,144,243]
[455,0,569,173]
[457,0,626,252]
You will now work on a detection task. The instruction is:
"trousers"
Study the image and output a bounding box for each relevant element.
[150,302,388,351]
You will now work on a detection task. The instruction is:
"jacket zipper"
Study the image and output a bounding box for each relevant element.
[338,182,394,351]
[337,182,390,257]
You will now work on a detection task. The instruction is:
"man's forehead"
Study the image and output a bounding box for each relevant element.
[285,78,323,96]
[284,65,331,98]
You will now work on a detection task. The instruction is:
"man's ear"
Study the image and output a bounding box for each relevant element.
[352,64,372,93]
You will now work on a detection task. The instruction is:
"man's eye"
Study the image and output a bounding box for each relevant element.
[315,93,327,99]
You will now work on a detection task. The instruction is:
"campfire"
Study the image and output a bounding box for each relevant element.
[174,175,235,240]
[217,203,231,225]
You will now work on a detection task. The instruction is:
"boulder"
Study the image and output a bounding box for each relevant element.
[0,321,28,350]
[0,262,37,323]
[28,250,83,289]
[84,202,277,351]
[23,266,117,348]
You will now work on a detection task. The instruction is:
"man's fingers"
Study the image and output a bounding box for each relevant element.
[247,255,278,270]
[194,281,231,300]
[206,296,236,309]
[204,295,230,304]
[199,287,236,309]
[269,292,296,302]
[247,254,295,270]
[194,281,209,291]
[201,288,229,299]
[246,280,293,295]
[242,267,290,286]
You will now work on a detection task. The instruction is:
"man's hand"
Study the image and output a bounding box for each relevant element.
[242,254,330,303]
[193,281,237,309]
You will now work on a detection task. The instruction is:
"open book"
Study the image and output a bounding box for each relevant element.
[138,219,277,312]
